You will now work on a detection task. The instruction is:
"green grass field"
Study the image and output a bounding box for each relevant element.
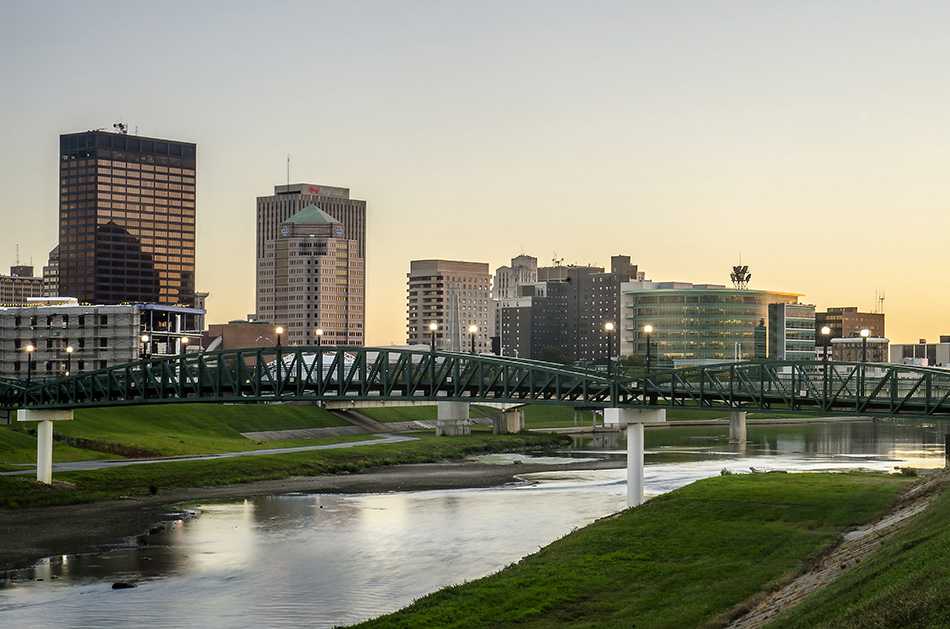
[8,402,350,457]
[767,477,950,628]
[521,404,818,429]
[0,401,570,509]
[355,473,912,628]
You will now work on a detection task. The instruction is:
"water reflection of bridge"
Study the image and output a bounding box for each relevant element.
[6,347,950,501]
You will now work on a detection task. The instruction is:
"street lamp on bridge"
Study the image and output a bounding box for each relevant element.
[25,344,34,385]
[276,327,284,347]
[65,346,74,376]
[821,326,832,363]
[181,337,189,354]
[643,324,653,372]
[468,324,478,354]
[860,328,870,362]
[315,328,323,347]
[141,334,150,358]
[604,322,615,377]
[429,322,438,352]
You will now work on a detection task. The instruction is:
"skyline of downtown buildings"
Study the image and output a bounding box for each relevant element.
[0,125,922,368]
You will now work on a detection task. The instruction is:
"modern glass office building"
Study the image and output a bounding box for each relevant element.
[58,129,197,306]
[768,302,817,360]
[621,282,806,365]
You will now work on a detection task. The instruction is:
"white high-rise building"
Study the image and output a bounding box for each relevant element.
[257,204,364,346]
[492,254,538,299]
[407,260,491,352]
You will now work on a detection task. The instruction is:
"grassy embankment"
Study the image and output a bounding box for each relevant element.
[521,404,819,429]
[0,403,569,509]
[766,476,950,628]
[354,473,915,628]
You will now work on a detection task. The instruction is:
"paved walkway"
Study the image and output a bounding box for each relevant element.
[1,433,419,475]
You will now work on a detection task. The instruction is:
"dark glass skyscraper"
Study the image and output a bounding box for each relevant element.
[58,130,197,306]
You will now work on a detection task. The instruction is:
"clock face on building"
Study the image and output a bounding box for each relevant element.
[334,225,344,237]
[280,225,290,237]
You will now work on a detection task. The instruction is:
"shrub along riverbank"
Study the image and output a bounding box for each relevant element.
[355,473,916,628]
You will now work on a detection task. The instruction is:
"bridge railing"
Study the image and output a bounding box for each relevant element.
[631,360,950,417]
[7,352,950,418]
[6,346,619,410]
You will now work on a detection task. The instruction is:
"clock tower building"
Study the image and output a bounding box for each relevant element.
[256,193,365,346]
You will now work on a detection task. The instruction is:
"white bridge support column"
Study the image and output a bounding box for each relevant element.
[729,411,747,444]
[604,408,666,508]
[436,401,471,437]
[18,409,75,484]
[492,410,524,434]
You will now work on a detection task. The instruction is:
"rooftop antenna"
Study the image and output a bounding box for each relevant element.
[287,155,290,186]
[875,288,886,314]
[15,243,20,266]
[730,261,751,290]
[552,253,564,267]
[113,121,128,134]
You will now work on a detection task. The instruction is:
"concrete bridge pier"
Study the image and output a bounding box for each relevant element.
[17,409,74,484]
[436,401,471,436]
[729,411,747,444]
[492,410,524,434]
[604,408,666,507]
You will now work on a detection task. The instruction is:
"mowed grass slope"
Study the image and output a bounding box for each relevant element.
[25,403,351,456]
[0,431,569,508]
[355,473,910,629]
[768,475,950,628]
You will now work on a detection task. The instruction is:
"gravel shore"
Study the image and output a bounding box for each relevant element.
[0,458,624,572]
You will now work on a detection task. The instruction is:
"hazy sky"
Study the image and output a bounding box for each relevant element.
[2,1,948,346]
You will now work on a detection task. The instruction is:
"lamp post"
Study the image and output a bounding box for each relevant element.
[643,324,653,372]
[181,336,189,355]
[428,321,438,396]
[468,324,478,354]
[859,328,870,400]
[604,322,615,377]
[274,326,285,394]
[820,326,831,408]
[141,334,150,358]
[821,326,831,363]
[25,344,34,385]
[65,345,74,376]
[315,328,323,347]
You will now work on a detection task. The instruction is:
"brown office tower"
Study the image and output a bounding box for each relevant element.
[256,184,367,345]
[58,129,197,306]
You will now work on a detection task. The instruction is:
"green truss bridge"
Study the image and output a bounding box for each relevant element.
[8,346,950,502]
[4,346,950,418]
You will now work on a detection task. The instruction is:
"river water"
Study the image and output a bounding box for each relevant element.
[2,419,948,628]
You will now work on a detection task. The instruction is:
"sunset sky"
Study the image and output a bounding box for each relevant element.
[1,1,948,346]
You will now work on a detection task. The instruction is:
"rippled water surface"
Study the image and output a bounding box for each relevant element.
[2,419,947,628]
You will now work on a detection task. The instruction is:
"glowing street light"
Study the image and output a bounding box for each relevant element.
[429,322,438,352]
[315,328,323,347]
[643,324,654,372]
[821,326,832,363]
[181,336,189,354]
[468,324,478,354]
[25,344,35,385]
[276,327,284,347]
[141,334,150,358]
[604,322,615,377]
[65,345,74,376]
[860,328,870,362]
